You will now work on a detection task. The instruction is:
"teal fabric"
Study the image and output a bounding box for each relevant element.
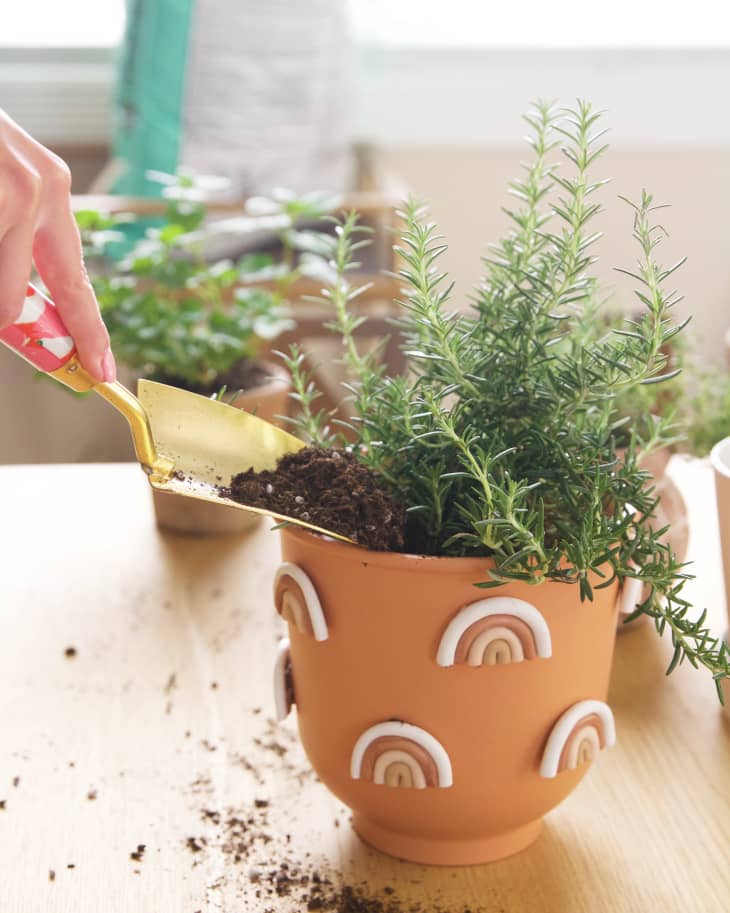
[112,0,196,197]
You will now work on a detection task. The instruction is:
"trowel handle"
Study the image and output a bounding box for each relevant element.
[0,282,173,479]
[0,283,78,374]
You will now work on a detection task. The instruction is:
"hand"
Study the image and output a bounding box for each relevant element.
[0,110,115,383]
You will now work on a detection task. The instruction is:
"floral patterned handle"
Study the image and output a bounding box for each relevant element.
[0,283,77,373]
[0,283,169,474]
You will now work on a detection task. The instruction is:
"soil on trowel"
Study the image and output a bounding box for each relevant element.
[222,447,406,551]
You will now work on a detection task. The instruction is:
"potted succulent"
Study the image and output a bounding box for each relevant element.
[255,102,730,865]
[77,179,337,533]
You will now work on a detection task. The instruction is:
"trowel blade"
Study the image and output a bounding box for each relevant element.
[137,378,354,544]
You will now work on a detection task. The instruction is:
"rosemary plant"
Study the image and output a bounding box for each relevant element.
[77,179,337,391]
[285,101,730,691]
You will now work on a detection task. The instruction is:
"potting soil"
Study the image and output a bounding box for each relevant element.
[223,447,406,551]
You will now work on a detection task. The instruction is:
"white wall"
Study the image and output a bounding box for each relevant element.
[378,144,730,364]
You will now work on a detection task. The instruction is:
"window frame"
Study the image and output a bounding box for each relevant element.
[2,44,729,147]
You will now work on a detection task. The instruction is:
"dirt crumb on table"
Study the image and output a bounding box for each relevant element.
[129,844,146,862]
[182,787,481,913]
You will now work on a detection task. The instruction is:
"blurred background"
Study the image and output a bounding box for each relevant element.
[2,0,730,467]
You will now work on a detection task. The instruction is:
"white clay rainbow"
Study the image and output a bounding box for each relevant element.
[350,720,453,788]
[539,699,616,778]
[436,596,552,667]
[273,637,294,722]
[274,562,329,642]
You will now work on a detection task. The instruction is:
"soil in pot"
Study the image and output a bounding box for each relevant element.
[154,357,273,398]
[223,447,406,551]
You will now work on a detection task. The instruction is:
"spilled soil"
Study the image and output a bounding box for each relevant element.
[223,447,406,551]
[182,714,482,913]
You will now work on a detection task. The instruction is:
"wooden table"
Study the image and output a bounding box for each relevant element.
[1,459,728,913]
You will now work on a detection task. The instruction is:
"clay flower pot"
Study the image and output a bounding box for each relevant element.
[151,361,290,534]
[712,437,730,628]
[272,527,620,865]
[712,438,730,711]
[616,447,689,627]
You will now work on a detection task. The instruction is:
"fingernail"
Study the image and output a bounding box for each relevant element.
[101,348,117,384]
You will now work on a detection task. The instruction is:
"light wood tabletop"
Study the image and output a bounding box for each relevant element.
[1,459,728,913]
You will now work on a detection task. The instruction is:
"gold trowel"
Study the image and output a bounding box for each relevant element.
[0,282,352,542]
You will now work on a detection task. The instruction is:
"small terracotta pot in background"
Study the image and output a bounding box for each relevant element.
[711,437,730,633]
[616,447,689,628]
[151,361,290,534]
[273,528,620,865]
[721,631,730,710]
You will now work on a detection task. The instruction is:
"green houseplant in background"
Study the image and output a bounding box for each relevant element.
[578,308,690,625]
[77,176,339,533]
[76,177,342,395]
[261,102,730,864]
[685,368,730,457]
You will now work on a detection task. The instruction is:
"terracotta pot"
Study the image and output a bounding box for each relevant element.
[151,361,290,535]
[616,447,689,627]
[722,632,730,712]
[273,528,620,865]
[711,438,730,633]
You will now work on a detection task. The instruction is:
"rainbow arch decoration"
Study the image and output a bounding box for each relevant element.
[540,700,616,778]
[436,597,552,667]
[351,721,453,789]
[273,562,329,641]
[273,637,295,722]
